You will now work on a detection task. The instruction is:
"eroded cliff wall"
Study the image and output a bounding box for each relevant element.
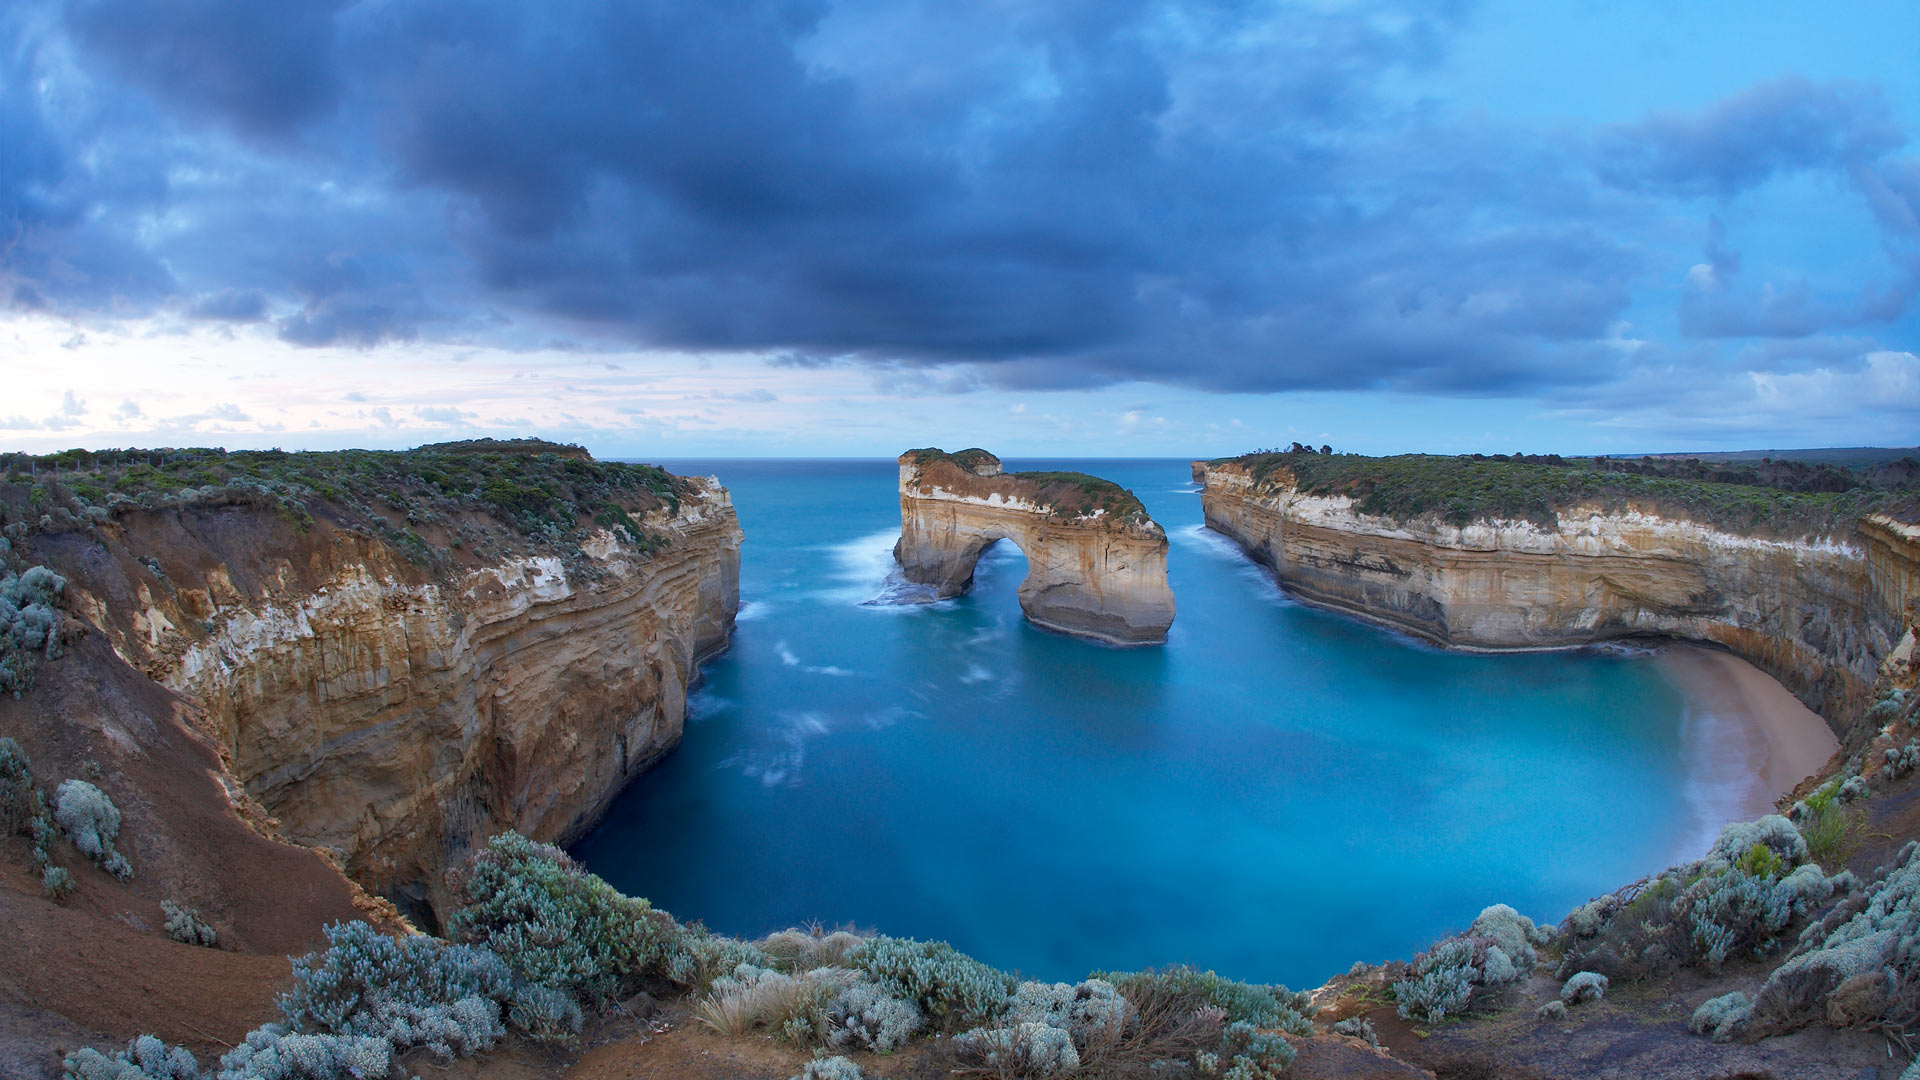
[1197,461,1918,723]
[896,450,1175,644]
[54,477,740,919]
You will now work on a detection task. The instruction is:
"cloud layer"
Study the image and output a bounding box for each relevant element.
[2,0,1916,416]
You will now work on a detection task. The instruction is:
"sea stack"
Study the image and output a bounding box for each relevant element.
[894,447,1176,645]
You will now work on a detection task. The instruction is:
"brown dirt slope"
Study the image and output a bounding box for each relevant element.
[0,630,367,1078]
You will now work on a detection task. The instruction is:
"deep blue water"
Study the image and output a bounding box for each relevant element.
[575,458,1696,990]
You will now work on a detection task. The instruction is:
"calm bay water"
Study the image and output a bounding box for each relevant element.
[575,458,1697,989]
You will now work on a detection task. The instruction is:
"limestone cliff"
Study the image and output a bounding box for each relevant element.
[895,449,1175,645]
[18,447,740,921]
[1196,458,1919,724]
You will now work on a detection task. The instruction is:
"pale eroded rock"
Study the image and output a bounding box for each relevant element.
[1195,460,1919,721]
[85,477,741,920]
[894,449,1174,645]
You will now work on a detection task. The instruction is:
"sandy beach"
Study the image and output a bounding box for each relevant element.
[1657,643,1841,860]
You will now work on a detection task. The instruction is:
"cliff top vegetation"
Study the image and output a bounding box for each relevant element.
[904,447,1150,525]
[0,442,700,567]
[1213,447,1919,537]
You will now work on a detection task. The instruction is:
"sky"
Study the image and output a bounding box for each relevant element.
[2,0,1917,459]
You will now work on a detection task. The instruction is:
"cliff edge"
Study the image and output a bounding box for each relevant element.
[3,441,740,926]
[894,448,1175,645]
[1195,450,1919,726]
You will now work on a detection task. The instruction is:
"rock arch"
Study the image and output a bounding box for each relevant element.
[893,448,1175,645]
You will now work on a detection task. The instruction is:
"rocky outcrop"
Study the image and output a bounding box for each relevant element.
[1196,460,1919,723]
[50,472,740,921]
[895,449,1174,645]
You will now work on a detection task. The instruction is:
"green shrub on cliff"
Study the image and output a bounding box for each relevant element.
[791,1057,865,1080]
[824,979,925,1051]
[1,738,73,897]
[1099,966,1313,1034]
[1886,739,1920,781]
[845,936,1015,1032]
[53,778,132,879]
[63,1035,203,1080]
[0,736,38,836]
[1795,781,1866,866]
[1746,839,1920,1038]
[1,565,66,697]
[69,840,1342,1080]
[1688,991,1752,1041]
[1389,904,1544,1021]
[1218,448,1911,537]
[447,831,682,1004]
[163,901,219,948]
[1558,814,1851,982]
[506,983,584,1049]
[0,442,692,561]
[279,921,512,1059]
[903,448,1150,525]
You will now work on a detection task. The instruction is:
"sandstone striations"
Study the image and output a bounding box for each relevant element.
[895,448,1175,644]
[9,445,740,923]
[1196,456,1920,726]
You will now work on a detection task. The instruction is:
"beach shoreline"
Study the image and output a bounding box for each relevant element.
[1658,643,1840,860]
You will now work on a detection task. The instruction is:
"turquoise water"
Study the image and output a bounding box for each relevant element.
[575,458,1696,990]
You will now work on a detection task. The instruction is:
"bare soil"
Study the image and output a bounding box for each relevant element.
[0,629,367,1078]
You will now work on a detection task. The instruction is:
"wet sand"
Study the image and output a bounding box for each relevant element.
[1657,643,1840,860]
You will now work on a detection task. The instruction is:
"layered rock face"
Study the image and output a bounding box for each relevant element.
[65,477,741,919]
[896,449,1175,645]
[1197,460,1918,722]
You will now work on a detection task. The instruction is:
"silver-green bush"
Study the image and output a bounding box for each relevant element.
[1558,813,1849,981]
[956,1020,1080,1077]
[1332,1015,1379,1046]
[790,1056,864,1080]
[163,901,218,948]
[507,984,584,1048]
[824,979,923,1052]
[448,831,681,1003]
[1393,940,1475,1022]
[845,936,1013,1032]
[1886,740,1920,781]
[215,1025,389,1080]
[1750,839,1920,1035]
[1,565,66,697]
[54,778,130,878]
[1390,903,1543,1021]
[1560,971,1607,1005]
[64,1036,201,1080]
[43,864,75,899]
[279,921,511,1061]
[1688,991,1751,1041]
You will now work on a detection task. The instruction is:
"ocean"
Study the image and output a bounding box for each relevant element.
[574,458,1713,990]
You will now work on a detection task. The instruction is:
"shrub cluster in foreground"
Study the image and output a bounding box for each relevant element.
[1556,815,1848,983]
[68,831,1313,1080]
[1391,903,1553,1022]
[1385,803,1911,1052]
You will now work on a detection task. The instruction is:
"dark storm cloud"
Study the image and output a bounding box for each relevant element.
[1597,77,1904,198]
[64,0,349,137]
[2,1,1914,392]
[188,288,267,322]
